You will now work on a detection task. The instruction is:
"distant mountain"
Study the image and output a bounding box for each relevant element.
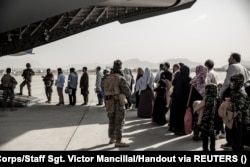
[122,58,157,69]
[63,58,202,71]
[162,58,200,68]
[122,58,201,70]
[63,63,109,71]
[57,59,250,71]
[4,56,249,71]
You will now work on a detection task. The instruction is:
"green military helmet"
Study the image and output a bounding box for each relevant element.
[26,63,31,68]
[113,60,122,70]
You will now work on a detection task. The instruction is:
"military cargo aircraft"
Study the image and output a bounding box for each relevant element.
[0,0,196,56]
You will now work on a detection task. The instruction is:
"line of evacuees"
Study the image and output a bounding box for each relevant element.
[1,53,250,151]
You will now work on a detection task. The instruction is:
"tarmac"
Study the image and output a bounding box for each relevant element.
[0,96,227,151]
[0,74,227,151]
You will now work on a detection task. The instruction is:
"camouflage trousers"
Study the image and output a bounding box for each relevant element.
[20,80,32,96]
[45,86,53,102]
[107,99,125,142]
[2,88,15,109]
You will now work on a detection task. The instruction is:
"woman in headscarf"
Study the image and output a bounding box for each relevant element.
[135,67,144,108]
[123,68,132,109]
[136,68,155,118]
[152,79,167,126]
[170,65,192,134]
[189,65,209,140]
[190,65,209,98]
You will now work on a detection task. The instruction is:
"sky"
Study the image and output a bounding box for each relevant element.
[1,0,250,68]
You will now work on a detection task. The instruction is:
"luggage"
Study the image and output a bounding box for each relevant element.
[184,107,193,134]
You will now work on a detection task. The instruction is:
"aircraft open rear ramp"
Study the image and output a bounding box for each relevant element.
[0,90,40,107]
[0,0,197,57]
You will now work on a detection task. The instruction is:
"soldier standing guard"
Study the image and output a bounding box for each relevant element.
[42,68,54,103]
[1,68,18,111]
[18,63,35,96]
[103,60,131,147]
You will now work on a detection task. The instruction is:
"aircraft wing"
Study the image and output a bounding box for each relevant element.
[0,0,196,56]
[9,49,34,56]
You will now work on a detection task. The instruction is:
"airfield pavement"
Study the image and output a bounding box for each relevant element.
[0,74,227,151]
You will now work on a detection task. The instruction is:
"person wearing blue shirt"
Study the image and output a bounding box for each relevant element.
[55,68,65,106]
[67,67,78,106]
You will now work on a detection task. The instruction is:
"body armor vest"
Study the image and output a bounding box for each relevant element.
[2,75,16,88]
[103,74,121,96]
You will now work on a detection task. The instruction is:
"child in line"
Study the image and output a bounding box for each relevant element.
[194,83,219,151]
[215,83,225,139]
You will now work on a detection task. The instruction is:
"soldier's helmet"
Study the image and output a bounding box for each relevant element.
[103,69,109,75]
[26,63,31,68]
[113,60,122,70]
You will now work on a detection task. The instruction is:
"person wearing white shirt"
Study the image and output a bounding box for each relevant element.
[205,59,219,84]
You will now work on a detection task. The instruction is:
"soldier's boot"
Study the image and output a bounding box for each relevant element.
[109,138,116,144]
[115,142,129,147]
[114,137,129,147]
[28,91,31,97]
[108,134,116,144]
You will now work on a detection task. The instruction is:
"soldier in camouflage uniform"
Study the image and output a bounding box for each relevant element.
[42,68,54,103]
[18,63,35,96]
[228,73,247,151]
[1,68,18,111]
[199,84,219,151]
[102,60,131,147]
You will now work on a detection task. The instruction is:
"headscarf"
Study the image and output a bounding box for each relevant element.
[172,65,191,101]
[136,68,154,94]
[180,65,190,78]
[190,65,208,98]
[123,68,132,86]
